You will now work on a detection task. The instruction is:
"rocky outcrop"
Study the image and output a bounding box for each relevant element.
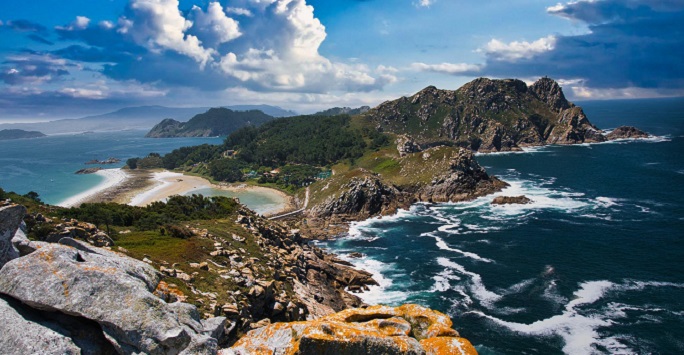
[39,218,114,247]
[311,174,402,219]
[0,204,25,268]
[364,77,639,152]
[492,195,532,205]
[75,167,103,174]
[415,149,507,203]
[0,237,224,354]
[605,126,650,140]
[397,135,422,157]
[221,304,477,355]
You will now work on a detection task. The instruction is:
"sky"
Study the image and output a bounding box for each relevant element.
[0,0,683,119]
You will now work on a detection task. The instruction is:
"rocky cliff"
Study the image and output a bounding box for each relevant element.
[364,77,645,152]
[146,108,274,138]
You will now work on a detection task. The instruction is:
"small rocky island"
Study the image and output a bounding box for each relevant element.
[0,129,46,140]
[85,157,121,165]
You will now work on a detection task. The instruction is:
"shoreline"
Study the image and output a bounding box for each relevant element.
[57,169,129,208]
[76,169,295,216]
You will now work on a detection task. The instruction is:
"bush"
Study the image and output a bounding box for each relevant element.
[164,224,194,239]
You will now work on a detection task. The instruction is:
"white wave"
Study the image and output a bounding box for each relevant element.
[594,197,622,208]
[58,168,129,207]
[433,236,494,263]
[437,257,501,308]
[341,256,412,305]
[472,279,684,355]
[502,278,536,295]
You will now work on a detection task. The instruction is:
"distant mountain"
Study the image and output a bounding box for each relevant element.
[364,77,606,152]
[0,105,296,135]
[315,106,371,116]
[0,129,46,140]
[145,108,275,138]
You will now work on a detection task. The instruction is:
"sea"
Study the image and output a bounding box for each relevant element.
[318,98,684,354]
[1,99,683,354]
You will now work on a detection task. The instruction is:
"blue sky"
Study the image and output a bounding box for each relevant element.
[1,0,682,119]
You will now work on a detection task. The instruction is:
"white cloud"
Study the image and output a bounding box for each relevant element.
[481,35,557,61]
[411,62,481,75]
[415,0,435,8]
[124,0,215,66]
[56,16,92,31]
[189,2,241,47]
[225,7,253,17]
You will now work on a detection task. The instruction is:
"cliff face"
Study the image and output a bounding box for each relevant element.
[146,108,274,138]
[365,77,607,152]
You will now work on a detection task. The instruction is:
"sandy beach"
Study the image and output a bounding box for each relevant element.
[77,169,295,216]
[58,169,130,208]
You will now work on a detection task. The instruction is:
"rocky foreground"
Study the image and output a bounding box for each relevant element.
[0,202,477,354]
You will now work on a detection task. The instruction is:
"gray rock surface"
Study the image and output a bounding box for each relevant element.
[0,238,216,354]
[0,204,26,269]
[0,294,116,355]
[606,126,650,140]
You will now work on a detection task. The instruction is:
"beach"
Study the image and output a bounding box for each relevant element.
[74,169,295,216]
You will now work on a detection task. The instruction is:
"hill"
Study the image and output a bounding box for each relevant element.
[145,108,275,138]
[364,77,607,152]
[0,105,296,135]
[0,129,46,140]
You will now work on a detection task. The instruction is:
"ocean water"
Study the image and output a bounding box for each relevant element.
[0,130,223,205]
[320,98,684,354]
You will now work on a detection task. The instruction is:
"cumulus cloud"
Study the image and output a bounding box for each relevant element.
[414,0,435,8]
[56,16,91,31]
[188,2,241,47]
[480,36,557,62]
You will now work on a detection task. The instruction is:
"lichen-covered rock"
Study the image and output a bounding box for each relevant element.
[0,238,216,354]
[605,126,650,140]
[0,204,25,269]
[221,304,477,355]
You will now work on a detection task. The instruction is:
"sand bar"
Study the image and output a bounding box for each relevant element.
[58,169,129,208]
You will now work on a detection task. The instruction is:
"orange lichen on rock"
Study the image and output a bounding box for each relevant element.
[221,304,476,355]
[421,337,478,355]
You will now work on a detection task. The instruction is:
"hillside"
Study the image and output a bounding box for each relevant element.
[314,106,370,116]
[0,129,45,140]
[146,108,275,138]
[364,77,607,152]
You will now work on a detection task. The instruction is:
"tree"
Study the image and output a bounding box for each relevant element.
[23,191,41,203]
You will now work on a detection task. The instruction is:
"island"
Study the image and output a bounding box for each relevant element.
[145,107,275,138]
[0,129,46,140]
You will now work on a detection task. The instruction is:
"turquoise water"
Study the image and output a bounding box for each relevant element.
[183,187,286,215]
[0,130,223,205]
[320,98,684,354]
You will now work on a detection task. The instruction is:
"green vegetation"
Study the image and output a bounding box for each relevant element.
[146,108,274,138]
[129,114,392,192]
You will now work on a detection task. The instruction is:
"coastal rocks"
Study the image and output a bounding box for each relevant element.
[43,219,114,247]
[416,148,507,203]
[492,195,532,205]
[546,106,606,145]
[0,204,26,269]
[0,238,217,354]
[85,157,121,165]
[221,304,477,355]
[75,167,103,174]
[606,126,650,140]
[529,77,572,113]
[311,174,401,218]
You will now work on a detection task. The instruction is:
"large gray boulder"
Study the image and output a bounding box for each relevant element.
[0,294,116,355]
[0,238,217,354]
[0,204,26,269]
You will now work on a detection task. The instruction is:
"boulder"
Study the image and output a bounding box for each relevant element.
[491,195,532,205]
[0,238,216,354]
[0,204,26,269]
[0,294,117,355]
[221,304,476,355]
[605,126,649,140]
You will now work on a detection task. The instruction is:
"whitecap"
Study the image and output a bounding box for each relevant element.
[436,257,502,308]
[433,236,494,263]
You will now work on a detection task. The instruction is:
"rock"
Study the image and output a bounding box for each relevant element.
[0,294,117,355]
[75,167,102,175]
[311,174,401,218]
[606,126,650,140]
[201,317,228,342]
[199,261,209,270]
[348,252,364,258]
[492,195,532,205]
[222,304,240,318]
[396,135,421,157]
[0,238,216,354]
[0,204,26,269]
[223,304,476,355]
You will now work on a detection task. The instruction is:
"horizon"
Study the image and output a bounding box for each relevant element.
[1,0,683,119]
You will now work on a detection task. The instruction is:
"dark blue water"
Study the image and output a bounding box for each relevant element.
[0,130,222,205]
[320,98,684,354]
